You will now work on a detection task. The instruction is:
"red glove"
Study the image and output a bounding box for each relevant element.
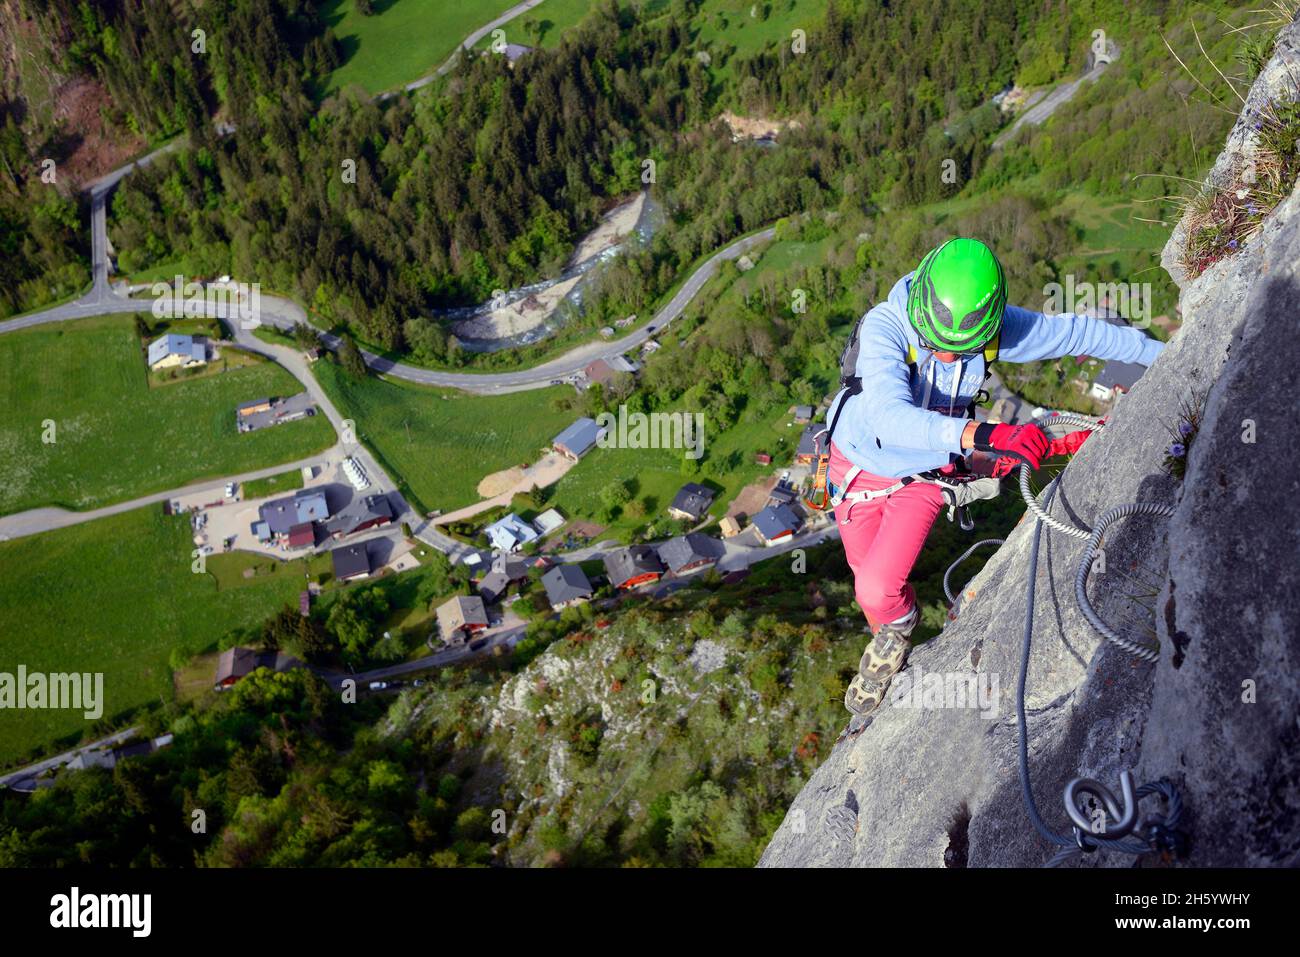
[1047,429,1093,458]
[972,422,1050,474]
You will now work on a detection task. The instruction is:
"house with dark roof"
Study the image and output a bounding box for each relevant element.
[668,482,715,522]
[477,553,530,604]
[657,532,725,575]
[147,333,207,370]
[214,647,304,690]
[1090,360,1147,403]
[325,493,393,539]
[259,489,331,543]
[795,424,822,464]
[331,543,371,582]
[542,564,594,610]
[768,479,798,507]
[603,546,664,590]
[553,417,603,460]
[753,503,801,545]
[436,595,489,645]
[793,404,814,424]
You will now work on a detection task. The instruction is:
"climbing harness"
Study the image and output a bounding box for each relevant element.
[825,465,1002,531]
[802,321,1000,514]
[943,411,1187,866]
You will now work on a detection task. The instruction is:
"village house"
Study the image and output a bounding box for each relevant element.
[1089,359,1147,404]
[552,417,603,461]
[668,482,715,523]
[719,515,742,538]
[257,489,331,547]
[584,355,640,389]
[325,493,393,539]
[477,552,530,604]
[213,647,303,691]
[753,503,801,546]
[657,532,725,575]
[541,563,594,611]
[147,333,207,370]
[768,479,799,507]
[436,595,489,646]
[484,513,538,552]
[603,545,665,590]
[331,542,371,582]
[792,404,814,424]
[794,423,822,465]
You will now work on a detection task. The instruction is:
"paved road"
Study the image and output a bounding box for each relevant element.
[329,618,527,687]
[0,727,140,791]
[991,64,1108,149]
[285,226,776,394]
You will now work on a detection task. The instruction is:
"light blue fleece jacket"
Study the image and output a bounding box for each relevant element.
[826,272,1165,479]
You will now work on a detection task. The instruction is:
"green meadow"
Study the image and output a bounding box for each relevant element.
[0,314,335,516]
[312,360,576,514]
[321,0,520,95]
[0,507,309,766]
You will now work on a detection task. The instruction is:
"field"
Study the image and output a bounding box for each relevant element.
[0,507,310,766]
[0,315,336,516]
[320,0,520,96]
[689,0,827,71]
[240,469,305,500]
[312,361,576,514]
[470,0,598,50]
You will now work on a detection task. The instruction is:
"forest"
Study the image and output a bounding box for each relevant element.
[5,0,1225,343]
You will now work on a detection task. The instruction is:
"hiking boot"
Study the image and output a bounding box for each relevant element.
[843,607,918,716]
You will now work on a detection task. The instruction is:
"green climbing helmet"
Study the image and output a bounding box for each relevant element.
[906,238,1007,354]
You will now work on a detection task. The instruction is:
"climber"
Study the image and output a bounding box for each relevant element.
[819,237,1164,716]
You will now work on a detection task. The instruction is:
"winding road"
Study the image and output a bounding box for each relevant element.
[991,63,1109,150]
[0,138,777,548]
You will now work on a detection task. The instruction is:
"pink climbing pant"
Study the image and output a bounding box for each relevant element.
[828,441,952,630]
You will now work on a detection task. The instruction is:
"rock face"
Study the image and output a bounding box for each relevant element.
[759,19,1300,868]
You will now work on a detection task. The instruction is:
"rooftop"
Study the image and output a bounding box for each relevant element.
[331,543,371,580]
[553,417,603,457]
[542,563,594,605]
[753,503,801,540]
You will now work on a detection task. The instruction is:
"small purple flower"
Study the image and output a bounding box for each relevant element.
[1228,239,1239,249]
[1248,204,1259,215]
[1169,443,1186,458]
[1179,421,1194,437]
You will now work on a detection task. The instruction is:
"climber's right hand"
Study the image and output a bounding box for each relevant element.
[970,422,1050,472]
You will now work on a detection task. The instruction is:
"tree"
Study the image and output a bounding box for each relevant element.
[338,334,367,379]
[292,321,321,349]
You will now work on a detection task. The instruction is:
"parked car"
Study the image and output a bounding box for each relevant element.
[368,681,389,691]
[224,482,237,498]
